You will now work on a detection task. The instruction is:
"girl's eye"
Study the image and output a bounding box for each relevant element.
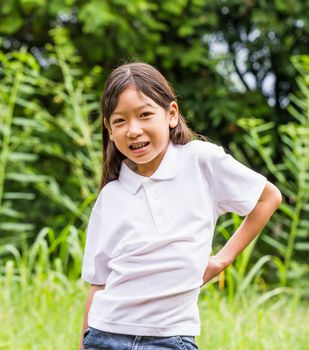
[112,118,124,124]
[141,112,151,118]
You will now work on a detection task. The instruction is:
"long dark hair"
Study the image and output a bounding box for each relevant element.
[99,62,208,190]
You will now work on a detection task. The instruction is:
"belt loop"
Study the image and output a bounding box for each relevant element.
[132,335,142,350]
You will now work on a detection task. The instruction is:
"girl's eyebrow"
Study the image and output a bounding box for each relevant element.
[112,103,155,116]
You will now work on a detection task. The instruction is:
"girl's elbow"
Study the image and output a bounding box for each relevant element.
[272,185,282,208]
[262,181,282,208]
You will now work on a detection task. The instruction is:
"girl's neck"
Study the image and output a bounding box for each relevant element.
[124,158,153,177]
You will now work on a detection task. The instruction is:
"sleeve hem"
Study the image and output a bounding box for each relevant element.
[81,275,107,285]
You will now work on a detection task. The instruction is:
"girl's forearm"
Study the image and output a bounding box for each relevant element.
[78,284,105,350]
[215,182,282,267]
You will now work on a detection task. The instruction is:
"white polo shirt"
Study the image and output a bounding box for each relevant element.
[81,140,267,336]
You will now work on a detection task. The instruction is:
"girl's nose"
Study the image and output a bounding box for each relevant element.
[126,122,143,138]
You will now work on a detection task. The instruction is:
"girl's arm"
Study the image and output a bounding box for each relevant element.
[202,181,282,286]
[78,284,105,350]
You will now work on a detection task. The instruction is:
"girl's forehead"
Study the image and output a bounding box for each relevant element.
[113,87,158,114]
[119,86,151,103]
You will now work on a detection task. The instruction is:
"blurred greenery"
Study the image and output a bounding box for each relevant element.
[0,224,308,348]
[1,0,309,139]
[0,2,309,348]
[1,272,308,349]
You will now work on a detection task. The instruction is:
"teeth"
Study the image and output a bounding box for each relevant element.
[131,142,147,150]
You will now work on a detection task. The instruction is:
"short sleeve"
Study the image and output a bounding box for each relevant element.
[81,208,111,285]
[209,144,267,217]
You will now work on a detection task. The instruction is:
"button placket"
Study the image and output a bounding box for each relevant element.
[142,181,170,233]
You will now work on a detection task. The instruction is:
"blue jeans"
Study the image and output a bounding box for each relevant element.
[82,327,199,350]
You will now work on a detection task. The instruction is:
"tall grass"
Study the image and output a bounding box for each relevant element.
[0,225,308,349]
[0,225,86,349]
[198,290,308,350]
[1,265,308,349]
[0,225,85,282]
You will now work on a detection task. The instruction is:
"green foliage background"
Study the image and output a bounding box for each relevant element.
[0,0,309,301]
[1,1,309,348]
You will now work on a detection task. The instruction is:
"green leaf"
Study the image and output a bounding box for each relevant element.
[3,192,35,200]
[294,242,309,251]
[0,222,35,231]
[8,152,38,162]
[6,173,51,182]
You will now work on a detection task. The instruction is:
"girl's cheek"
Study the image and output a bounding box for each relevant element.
[111,126,122,135]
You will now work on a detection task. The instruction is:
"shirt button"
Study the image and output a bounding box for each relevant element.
[143,179,152,187]
[157,210,162,216]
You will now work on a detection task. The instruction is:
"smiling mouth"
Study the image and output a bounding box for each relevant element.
[129,142,150,150]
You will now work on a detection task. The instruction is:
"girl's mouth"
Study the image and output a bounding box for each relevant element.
[129,142,150,153]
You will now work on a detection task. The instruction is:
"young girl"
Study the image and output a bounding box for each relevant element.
[79,62,282,350]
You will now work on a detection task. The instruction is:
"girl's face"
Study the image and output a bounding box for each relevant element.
[106,86,179,177]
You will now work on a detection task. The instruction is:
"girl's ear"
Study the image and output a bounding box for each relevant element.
[168,101,179,129]
[103,117,110,131]
[104,117,112,133]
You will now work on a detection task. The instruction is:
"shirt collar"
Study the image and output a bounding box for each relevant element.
[119,140,183,195]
